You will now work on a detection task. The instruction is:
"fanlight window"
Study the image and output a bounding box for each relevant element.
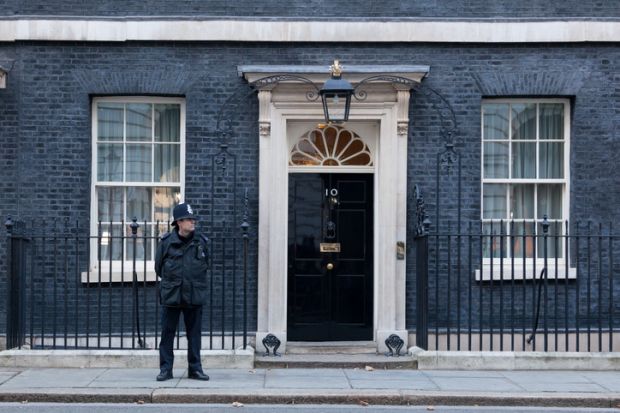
[290,125,373,167]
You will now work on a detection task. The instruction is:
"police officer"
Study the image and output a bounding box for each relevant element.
[155,203,210,381]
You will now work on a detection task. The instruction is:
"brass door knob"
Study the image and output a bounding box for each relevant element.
[326,263,334,270]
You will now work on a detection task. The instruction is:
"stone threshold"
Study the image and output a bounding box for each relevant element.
[256,353,416,369]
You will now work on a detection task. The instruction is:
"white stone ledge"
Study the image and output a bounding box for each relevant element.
[0,19,619,43]
[411,348,620,370]
[0,348,255,369]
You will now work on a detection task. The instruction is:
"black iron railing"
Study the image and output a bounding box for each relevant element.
[415,214,619,352]
[4,214,252,351]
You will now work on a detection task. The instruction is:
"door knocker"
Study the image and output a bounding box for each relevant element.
[325,221,336,239]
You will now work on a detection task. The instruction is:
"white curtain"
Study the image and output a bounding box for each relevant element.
[154,104,181,182]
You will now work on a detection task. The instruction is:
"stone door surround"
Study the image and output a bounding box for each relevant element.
[239,64,429,353]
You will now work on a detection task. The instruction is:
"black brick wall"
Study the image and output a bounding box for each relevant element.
[0,41,618,339]
[0,46,18,334]
[2,0,619,18]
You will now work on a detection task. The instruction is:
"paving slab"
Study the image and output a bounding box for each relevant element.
[429,376,524,392]
[88,368,185,388]
[581,371,620,392]
[0,368,106,388]
[501,370,593,383]
[264,368,348,377]
[349,378,439,390]
[264,375,350,389]
[0,373,19,386]
[512,382,609,393]
[174,369,265,389]
[421,370,507,378]
[344,369,427,380]
[500,370,610,393]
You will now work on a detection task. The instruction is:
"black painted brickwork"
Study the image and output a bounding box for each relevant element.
[1,0,619,18]
[0,45,18,334]
[0,41,619,337]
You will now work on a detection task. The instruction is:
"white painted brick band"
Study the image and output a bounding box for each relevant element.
[0,19,619,42]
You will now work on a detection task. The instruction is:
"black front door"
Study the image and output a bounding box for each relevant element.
[287,173,373,341]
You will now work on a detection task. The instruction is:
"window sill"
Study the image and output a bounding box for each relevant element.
[475,264,576,281]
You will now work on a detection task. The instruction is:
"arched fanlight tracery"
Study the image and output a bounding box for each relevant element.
[289,125,373,167]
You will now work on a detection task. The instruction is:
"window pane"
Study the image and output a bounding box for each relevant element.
[126,144,152,182]
[483,142,509,178]
[97,103,123,141]
[511,103,536,140]
[483,184,507,219]
[510,221,535,259]
[97,187,123,222]
[100,223,123,261]
[126,103,152,141]
[155,104,180,142]
[540,103,564,140]
[126,223,152,261]
[537,184,563,219]
[97,144,123,181]
[511,142,536,178]
[483,103,509,140]
[154,187,180,224]
[126,187,151,222]
[537,220,563,258]
[155,144,180,182]
[482,222,506,259]
[539,142,564,179]
[511,184,535,219]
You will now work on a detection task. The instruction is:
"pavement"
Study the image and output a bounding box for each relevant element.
[0,367,618,408]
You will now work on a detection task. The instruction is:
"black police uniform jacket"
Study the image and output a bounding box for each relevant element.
[155,229,209,307]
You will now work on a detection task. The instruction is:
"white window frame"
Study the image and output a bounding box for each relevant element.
[478,98,574,281]
[86,96,186,282]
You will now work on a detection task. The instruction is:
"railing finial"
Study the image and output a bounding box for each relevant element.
[5,216,13,234]
[542,215,550,234]
[130,217,139,236]
[241,188,250,238]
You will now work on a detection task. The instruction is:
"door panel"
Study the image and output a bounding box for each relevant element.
[288,173,373,341]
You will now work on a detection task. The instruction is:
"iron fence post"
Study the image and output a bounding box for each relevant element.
[414,186,430,350]
[130,218,144,348]
[241,189,250,350]
[416,225,430,350]
[542,215,549,352]
[5,216,15,349]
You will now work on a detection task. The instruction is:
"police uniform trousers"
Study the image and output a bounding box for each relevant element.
[159,305,203,373]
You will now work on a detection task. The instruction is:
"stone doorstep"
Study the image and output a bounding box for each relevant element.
[285,341,377,354]
[412,347,620,370]
[255,353,417,369]
[0,348,254,369]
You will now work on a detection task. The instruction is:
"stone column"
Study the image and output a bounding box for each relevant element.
[375,88,411,354]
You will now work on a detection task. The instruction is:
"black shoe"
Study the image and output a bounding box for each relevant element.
[188,370,210,381]
[156,370,173,381]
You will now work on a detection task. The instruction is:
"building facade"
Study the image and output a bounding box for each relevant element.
[1,1,619,353]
